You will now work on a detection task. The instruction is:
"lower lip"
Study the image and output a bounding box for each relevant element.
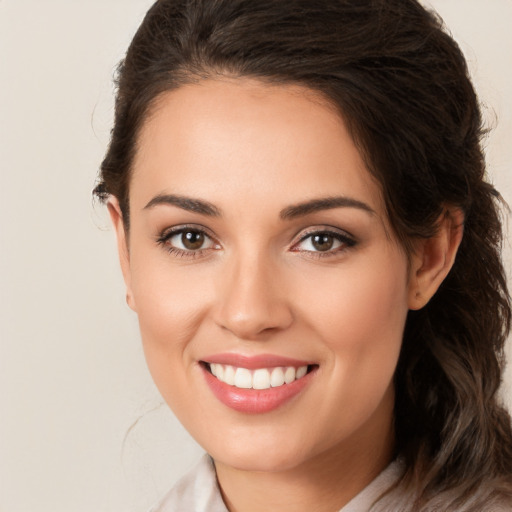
[201,365,316,414]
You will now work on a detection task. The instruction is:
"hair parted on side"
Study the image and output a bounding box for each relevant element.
[95,1,512,509]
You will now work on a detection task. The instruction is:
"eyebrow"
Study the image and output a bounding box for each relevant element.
[143,193,374,219]
[144,194,221,216]
[279,196,375,220]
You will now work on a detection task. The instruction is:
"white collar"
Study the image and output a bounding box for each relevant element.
[151,453,404,512]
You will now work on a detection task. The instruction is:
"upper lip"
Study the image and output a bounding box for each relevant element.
[201,353,315,370]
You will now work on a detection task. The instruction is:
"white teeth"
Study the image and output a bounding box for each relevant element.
[208,363,310,389]
[296,365,308,379]
[284,366,296,384]
[253,369,271,390]
[270,367,285,387]
[224,365,236,386]
[234,367,252,389]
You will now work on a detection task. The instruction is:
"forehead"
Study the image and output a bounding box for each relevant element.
[130,78,384,215]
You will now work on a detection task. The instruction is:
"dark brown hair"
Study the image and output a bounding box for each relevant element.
[96,1,512,509]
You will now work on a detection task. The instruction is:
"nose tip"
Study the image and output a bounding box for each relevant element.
[220,305,290,339]
[213,260,293,339]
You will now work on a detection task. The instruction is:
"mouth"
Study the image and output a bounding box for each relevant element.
[203,362,315,390]
[199,355,318,414]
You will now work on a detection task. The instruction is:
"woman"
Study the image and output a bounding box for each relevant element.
[95,0,512,510]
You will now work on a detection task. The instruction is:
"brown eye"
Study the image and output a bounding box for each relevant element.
[182,231,205,250]
[159,227,217,254]
[311,234,334,252]
[292,229,356,256]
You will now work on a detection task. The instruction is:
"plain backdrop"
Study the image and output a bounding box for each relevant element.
[1,1,511,511]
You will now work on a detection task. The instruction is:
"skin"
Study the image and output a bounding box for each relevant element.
[109,78,463,512]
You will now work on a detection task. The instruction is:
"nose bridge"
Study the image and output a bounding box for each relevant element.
[214,247,292,339]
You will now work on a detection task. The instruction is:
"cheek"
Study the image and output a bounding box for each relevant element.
[289,253,409,443]
[129,260,215,417]
[129,251,213,368]
[294,249,410,374]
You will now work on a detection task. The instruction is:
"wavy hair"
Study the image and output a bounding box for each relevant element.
[95,0,512,509]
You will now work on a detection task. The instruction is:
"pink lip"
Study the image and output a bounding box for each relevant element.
[203,352,314,369]
[200,354,317,414]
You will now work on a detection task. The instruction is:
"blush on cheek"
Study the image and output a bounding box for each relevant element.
[307,272,407,346]
[137,299,199,353]
[131,262,207,340]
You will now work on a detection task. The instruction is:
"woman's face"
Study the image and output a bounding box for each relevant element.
[113,78,418,472]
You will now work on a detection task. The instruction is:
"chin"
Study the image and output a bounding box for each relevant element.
[207,435,313,473]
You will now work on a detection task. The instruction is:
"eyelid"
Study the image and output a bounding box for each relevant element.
[156,224,221,257]
[290,226,357,255]
[156,223,217,242]
[155,223,356,259]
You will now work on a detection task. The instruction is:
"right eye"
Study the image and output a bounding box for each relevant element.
[290,227,357,259]
[157,226,219,257]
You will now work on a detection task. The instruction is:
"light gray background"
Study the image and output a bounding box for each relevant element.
[1,1,511,511]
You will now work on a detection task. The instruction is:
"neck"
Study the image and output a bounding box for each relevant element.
[214,389,395,512]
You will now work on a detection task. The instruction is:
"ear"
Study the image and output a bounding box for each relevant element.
[107,197,137,311]
[408,208,464,310]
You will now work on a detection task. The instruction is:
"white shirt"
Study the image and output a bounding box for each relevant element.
[150,454,404,512]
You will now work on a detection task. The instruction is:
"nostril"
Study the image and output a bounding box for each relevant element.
[212,271,294,338]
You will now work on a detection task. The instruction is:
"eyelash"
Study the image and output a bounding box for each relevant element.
[156,226,357,260]
[156,225,219,260]
[291,228,357,259]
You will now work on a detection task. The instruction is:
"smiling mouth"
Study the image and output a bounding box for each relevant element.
[203,362,317,390]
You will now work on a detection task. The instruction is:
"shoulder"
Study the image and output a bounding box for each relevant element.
[149,454,228,512]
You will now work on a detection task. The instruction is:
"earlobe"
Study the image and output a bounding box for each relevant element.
[408,208,464,310]
[107,197,137,312]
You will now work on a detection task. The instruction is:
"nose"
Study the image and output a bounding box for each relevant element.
[213,253,294,340]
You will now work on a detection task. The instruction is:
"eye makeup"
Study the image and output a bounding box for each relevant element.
[155,224,220,259]
[155,222,358,261]
[290,226,358,260]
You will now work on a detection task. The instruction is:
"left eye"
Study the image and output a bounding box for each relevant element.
[161,229,216,251]
[293,231,355,253]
